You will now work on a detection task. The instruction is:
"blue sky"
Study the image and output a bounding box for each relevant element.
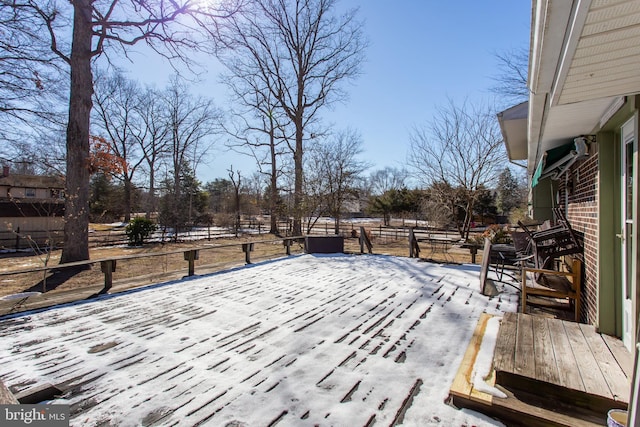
[118,1,531,184]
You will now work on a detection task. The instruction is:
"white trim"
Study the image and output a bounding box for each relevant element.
[599,97,626,129]
[550,0,592,106]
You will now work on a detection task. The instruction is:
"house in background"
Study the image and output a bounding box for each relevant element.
[499,0,640,353]
[0,166,65,249]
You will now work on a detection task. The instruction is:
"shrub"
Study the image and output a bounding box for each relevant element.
[482,224,512,244]
[125,218,157,246]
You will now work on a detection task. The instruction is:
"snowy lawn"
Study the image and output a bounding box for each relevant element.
[0,254,518,426]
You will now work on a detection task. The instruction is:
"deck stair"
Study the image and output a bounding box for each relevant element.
[450,312,633,427]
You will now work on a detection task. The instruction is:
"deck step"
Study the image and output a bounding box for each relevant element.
[494,313,630,414]
[449,312,632,427]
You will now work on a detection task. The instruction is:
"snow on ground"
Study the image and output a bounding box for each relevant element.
[0,254,518,426]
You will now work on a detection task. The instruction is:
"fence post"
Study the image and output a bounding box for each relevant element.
[284,239,291,256]
[100,260,117,294]
[15,227,20,250]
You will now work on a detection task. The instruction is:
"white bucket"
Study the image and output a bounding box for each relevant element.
[607,409,627,427]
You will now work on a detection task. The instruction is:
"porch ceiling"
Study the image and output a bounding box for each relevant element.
[528,0,640,173]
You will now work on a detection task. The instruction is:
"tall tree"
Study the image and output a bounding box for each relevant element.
[163,76,222,216]
[159,161,208,239]
[92,72,145,222]
[311,128,368,233]
[0,1,67,144]
[368,167,408,197]
[496,167,525,216]
[4,1,238,263]
[205,178,234,214]
[216,0,367,235]
[131,86,171,219]
[221,72,291,234]
[369,187,418,226]
[409,99,505,240]
[228,166,242,235]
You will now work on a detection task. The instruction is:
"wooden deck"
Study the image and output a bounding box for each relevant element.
[450,312,633,426]
[0,255,520,426]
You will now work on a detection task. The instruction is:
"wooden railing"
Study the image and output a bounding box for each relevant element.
[0,220,442,250]
[0,236,307,298]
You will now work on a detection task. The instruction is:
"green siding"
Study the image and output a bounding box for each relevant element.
[597,131,619,335]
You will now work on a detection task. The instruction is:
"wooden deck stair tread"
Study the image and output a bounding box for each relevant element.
[494,313,630,405]
[449,312,632,427]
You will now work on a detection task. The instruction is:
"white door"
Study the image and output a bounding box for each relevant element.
[621,119,636,350]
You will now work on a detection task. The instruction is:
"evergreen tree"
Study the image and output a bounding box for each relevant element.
[496,167,523,215]
[159,162,208,237]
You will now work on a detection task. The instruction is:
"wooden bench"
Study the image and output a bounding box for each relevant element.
[521,257,582,322]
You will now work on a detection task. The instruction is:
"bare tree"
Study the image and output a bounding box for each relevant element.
[228,166,242,236]
[92,72,146,222]
[490,47,529,106]
[409,99,505,240]
[131,86,171,219]
[163,76,222,207]
[4,1,239,263]
[216,0,367,235]
[312,128,368,233]
[368,167,408,196]
[220,68,291,234]
[0,1,67,143]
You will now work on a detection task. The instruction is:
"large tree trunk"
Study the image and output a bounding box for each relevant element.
[123,177,132,222]
[269,124,279,235]
[60,0,92,264]
[292,120,303,236]
[146,164,155,220]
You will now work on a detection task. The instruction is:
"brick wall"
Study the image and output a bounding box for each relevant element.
[558,145,599,324]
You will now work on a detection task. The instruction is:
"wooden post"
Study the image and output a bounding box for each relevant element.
[469,245,478,263]
[284,239,291,256]
[15,226,19,250]
[242,243,254,264]
[100,259,116,294]
[360,226,372,254]
[183,250,199,276]
[409,228,420,258]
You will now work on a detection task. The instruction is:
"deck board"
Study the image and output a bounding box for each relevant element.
[514,312,535,378]
[579,323,630,402]
[491,312,631,423]
[532,316,561,385]
[602,333,634,379]
[493,312,517,374]
[563,321,614,399]
[547,317,585,392]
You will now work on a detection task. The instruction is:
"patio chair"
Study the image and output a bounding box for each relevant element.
[510,230,534,271]
[480,237,520,295]
[517,209,582,271]
[521,257,582,322]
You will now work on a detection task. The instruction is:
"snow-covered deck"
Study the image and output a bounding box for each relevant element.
[0,254,518,426]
